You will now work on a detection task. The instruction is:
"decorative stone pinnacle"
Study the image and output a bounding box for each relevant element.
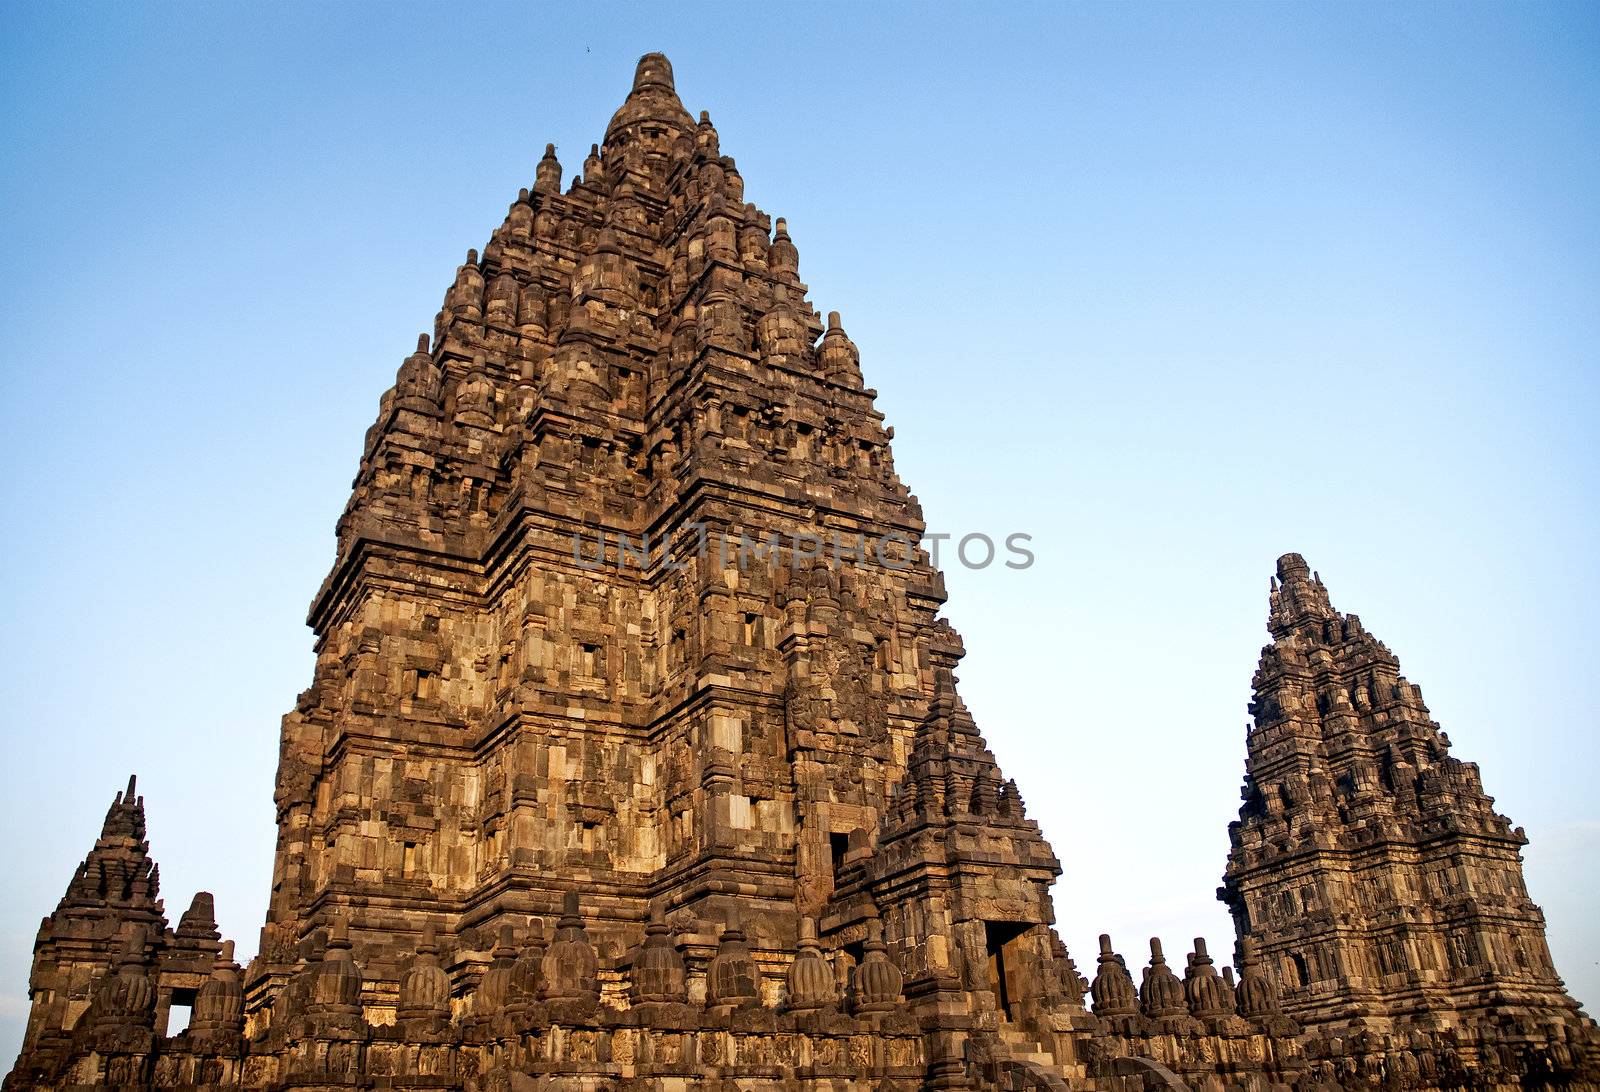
[632,52,675,93]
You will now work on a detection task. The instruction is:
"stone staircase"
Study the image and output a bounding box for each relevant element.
[980,1026,1197,1091]
[965,1026,1073,1090]
[998,1026,1059,1068]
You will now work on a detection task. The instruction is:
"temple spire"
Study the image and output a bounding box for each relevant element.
[1227,553,1587,1039]
[60,775,160,914]
[100,773,145,841]
[1267,551,1336,638]
[604,51,693,155]
[632,51,675,93]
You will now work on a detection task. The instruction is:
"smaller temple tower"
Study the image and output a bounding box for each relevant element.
[9,778,241,1089]
[1222,554,1592,1057]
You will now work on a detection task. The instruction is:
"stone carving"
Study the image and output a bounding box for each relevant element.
[786,918,838,1012]
[706,912,762,1013]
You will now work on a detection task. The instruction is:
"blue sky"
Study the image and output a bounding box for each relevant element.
[2,0,1596,1060]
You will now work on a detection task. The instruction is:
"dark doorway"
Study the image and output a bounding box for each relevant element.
[984,921,1029,1020]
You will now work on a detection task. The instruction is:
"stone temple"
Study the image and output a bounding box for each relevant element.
[6,53,1596,1092]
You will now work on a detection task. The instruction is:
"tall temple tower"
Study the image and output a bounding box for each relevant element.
[253,46,1076,1068]
[1223,554,1589,1046]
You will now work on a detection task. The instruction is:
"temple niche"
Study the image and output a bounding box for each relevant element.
[6,54,1597,1092]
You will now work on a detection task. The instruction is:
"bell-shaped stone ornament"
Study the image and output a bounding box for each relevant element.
[786,917,837,1012]
[706,910,761,1010]
[540,892,600,1003]
[850,918,903,1015]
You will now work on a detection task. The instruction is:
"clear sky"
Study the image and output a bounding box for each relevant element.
[2,0,1596,1062]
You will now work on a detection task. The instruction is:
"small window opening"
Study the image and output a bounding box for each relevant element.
[829,831,851,887]
[165,986,198,1036]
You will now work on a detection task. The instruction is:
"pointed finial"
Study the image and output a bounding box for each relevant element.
[1099,933,1115,957]
[931,667,959,711]
[1150,937,1166,963]
[418,920,438,955]
[560,890,581,926]
[465,248,478,265]
[1276,553,1310,580]
[125,773,138,802]
[827,311,842,331]
[774,217,790,237]
[632,52,675,92]
[494,921,517,957]
[699,110,711,124]
[536,145,562,193]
